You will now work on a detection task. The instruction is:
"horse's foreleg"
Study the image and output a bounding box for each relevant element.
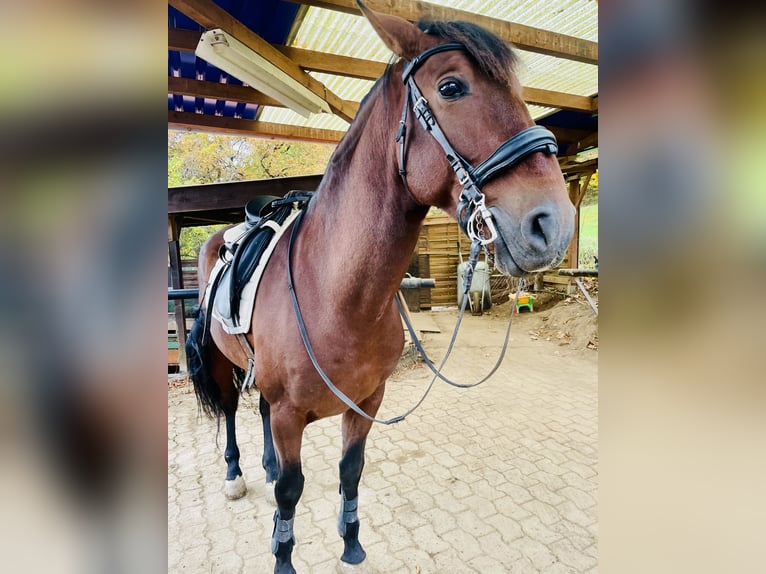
[259,394,278,504]
[270,409,306,574]
[337,389,383,565]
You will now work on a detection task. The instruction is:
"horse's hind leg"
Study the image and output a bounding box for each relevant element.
[214,357,247,500]
[259,394,278,504]
[223,410,247,500]
[337,389,384,566]
[186,308,247,500]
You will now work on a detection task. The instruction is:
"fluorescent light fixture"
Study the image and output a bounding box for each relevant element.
[195,29,331,118]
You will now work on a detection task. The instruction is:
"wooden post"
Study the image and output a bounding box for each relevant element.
[566,178,581,271]
[566,171,594,271]
[168,216,188,371]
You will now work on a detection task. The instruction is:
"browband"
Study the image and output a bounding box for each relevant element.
[470,125,558,188]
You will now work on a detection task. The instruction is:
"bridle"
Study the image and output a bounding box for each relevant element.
[395,42,559,246]
[285,42,560,426]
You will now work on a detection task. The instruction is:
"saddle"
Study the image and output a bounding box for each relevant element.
[207,191,313,335]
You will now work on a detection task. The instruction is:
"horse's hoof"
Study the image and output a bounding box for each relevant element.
[340,541,366,566]
[224,475,247,500]
[265,481,277,506]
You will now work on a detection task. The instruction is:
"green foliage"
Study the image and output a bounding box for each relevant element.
[578,203,598,268]
[179,225,226,259]
[167,132,335,186]
[169,131,336,260]
[580,171,598,206]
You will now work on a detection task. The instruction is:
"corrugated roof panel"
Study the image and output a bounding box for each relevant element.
[516,53,597,96]
[290,7,394,61]
[259,1,597,128]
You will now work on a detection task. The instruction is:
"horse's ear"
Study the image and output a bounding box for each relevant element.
[357,1,424,60]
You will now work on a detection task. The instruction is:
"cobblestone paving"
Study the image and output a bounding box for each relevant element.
[168,312,597,573]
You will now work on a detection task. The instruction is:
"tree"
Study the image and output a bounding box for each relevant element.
[168,131,336,259]
[168,132,335,186]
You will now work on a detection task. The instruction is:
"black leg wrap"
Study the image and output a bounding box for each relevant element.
[271,510,296,574]
[337,492,359,536]
[271,510,295,554]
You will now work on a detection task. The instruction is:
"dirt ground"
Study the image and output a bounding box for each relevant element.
[168,289,598,573]
[398,284,599,370]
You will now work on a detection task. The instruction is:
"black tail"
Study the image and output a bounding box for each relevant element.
[185,306,224,418]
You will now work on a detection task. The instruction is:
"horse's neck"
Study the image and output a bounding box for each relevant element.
[301,107,427,320]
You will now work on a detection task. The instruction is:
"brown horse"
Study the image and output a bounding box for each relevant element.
[186,3,575,573]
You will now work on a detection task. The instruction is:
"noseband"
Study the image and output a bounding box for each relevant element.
[396,42,559,245]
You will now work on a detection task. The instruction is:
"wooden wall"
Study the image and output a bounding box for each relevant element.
[414,211,574,309]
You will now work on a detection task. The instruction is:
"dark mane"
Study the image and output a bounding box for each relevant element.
[321,70,393,181]
[417,19,518,87]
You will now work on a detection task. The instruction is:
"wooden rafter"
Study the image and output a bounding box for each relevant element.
[276,46,387,81]
[168,76,282,107]
[567,132,598,154]
[169,28,597,113]
[559,157,598,176]
[520,87,597,113]
[169,174,325,214]
[168,0,357,122]
[292,0,598,64]
[575,172,594,208]
[168,110,346,143]
[545,127,592,146]
[168,76,361,115]
[169,108,594,146]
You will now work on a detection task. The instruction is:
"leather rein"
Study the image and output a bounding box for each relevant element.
[286,42,558,425]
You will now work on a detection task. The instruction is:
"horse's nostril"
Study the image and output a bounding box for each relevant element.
[522,209,554,252]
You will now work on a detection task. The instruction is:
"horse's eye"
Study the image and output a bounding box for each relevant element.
[438,79,465,99]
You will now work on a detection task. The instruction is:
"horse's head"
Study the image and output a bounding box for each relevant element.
[360,2,575,276]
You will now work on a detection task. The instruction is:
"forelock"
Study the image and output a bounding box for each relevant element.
[417,19,518,87]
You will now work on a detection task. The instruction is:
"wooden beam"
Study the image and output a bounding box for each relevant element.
[521,87,597,113]
[167,216,188,370]
[279,46,597,113]
[276,46,387,80]
[169,174,325,214]
[168,76,361,115]
[169,0,358,122]
[169,28,387,80]
[575,172,594,208]
[559,156,597,169]
[169,111,346,143]
[561,166,598,178]
[291,0,598,65]
[168,27,200,52]
[169,76,281,106]
[568,132,599,154]
[170,29,597,113]
[545,127,593,145]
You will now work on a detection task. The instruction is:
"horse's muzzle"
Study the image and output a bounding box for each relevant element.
[489,202,575,276]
